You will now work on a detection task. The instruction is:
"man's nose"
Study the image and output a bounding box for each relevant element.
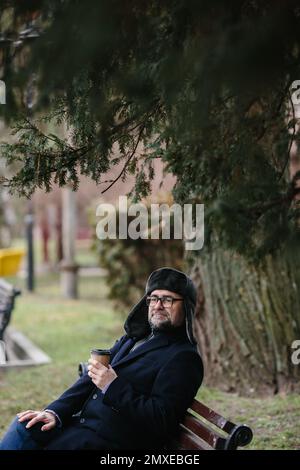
[154,299,164,309]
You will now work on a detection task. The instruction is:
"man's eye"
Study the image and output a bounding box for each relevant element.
[164,297,172,302]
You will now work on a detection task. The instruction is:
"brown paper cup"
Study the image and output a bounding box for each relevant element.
[90,349,111,367]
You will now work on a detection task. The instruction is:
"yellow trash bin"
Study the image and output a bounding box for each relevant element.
[0,248,25,276]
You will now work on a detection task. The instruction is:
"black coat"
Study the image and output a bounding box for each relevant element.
[30,329,203,450]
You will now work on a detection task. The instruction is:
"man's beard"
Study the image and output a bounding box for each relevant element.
[148,317,179,333]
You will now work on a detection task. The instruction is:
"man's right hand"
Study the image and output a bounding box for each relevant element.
[17,410,56,431]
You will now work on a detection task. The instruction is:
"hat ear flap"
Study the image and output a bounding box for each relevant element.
[124,295,151,339]
[184,299,197,345]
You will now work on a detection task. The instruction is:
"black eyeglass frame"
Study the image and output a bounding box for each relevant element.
[146,295,184,307]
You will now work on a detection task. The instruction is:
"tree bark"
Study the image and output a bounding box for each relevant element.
[192,249,300,396]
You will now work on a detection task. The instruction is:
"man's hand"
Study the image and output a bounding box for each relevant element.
[87,359,117,390]
[17,410,56,431]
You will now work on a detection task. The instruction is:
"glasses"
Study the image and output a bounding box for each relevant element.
[146,295,184,308]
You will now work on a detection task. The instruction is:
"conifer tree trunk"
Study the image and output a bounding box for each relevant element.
[192,250,300,395]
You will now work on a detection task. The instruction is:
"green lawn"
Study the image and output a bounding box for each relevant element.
[0,272,299,449]
[0,273,124,436]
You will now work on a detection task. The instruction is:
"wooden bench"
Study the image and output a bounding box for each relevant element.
[78,362,253,450]
[171,398,253,450]
[0,279,21,341]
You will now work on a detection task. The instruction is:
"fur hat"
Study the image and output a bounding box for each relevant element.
[124,267,197,344]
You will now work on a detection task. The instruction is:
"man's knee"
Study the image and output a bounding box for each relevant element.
[10,416,47,445]
[14,416,29,432]
[10,416,36,436]
[13,416,38,442]
[0,416,37,450]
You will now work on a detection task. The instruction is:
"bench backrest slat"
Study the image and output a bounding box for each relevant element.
[181,413,227,449]
[176,399,254,450]
[177,427,211,450]
[190,398,235,433]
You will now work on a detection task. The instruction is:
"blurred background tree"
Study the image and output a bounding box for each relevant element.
[90,192,185,311]
[1,0,300,393]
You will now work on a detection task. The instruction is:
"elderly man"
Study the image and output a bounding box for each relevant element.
[0,267,203,450]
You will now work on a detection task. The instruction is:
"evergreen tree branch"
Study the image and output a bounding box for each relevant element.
[101,122,146,194]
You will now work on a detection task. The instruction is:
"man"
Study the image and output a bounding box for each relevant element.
[0,267,203,450]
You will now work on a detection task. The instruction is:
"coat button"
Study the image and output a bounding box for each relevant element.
[92,393,98,399]
[80,418,85,424]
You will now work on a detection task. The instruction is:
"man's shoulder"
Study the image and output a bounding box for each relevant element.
[167,336,201,359]
[170,341,204,377]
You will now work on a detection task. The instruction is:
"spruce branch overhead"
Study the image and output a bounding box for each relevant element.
[1,0,300,257]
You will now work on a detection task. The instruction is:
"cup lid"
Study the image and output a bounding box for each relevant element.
[90,348,111,355]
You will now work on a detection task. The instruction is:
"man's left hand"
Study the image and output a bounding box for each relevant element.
[87,359,118,390]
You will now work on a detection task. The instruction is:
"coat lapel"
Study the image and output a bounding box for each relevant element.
[113,334,170,367]
[111,337,135,366]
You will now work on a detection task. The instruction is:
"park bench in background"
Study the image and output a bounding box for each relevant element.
[0,278,21,341]
[171,398,253,450]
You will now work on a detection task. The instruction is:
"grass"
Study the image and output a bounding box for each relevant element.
[0,271,299,449]
[0,272,124,436]
[196,387,300,450]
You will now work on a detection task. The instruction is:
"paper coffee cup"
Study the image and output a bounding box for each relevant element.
[90,348,111,367]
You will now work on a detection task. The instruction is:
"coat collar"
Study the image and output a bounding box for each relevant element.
[112,328,186,367]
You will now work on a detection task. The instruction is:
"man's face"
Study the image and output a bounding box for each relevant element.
[148,289,185,332]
